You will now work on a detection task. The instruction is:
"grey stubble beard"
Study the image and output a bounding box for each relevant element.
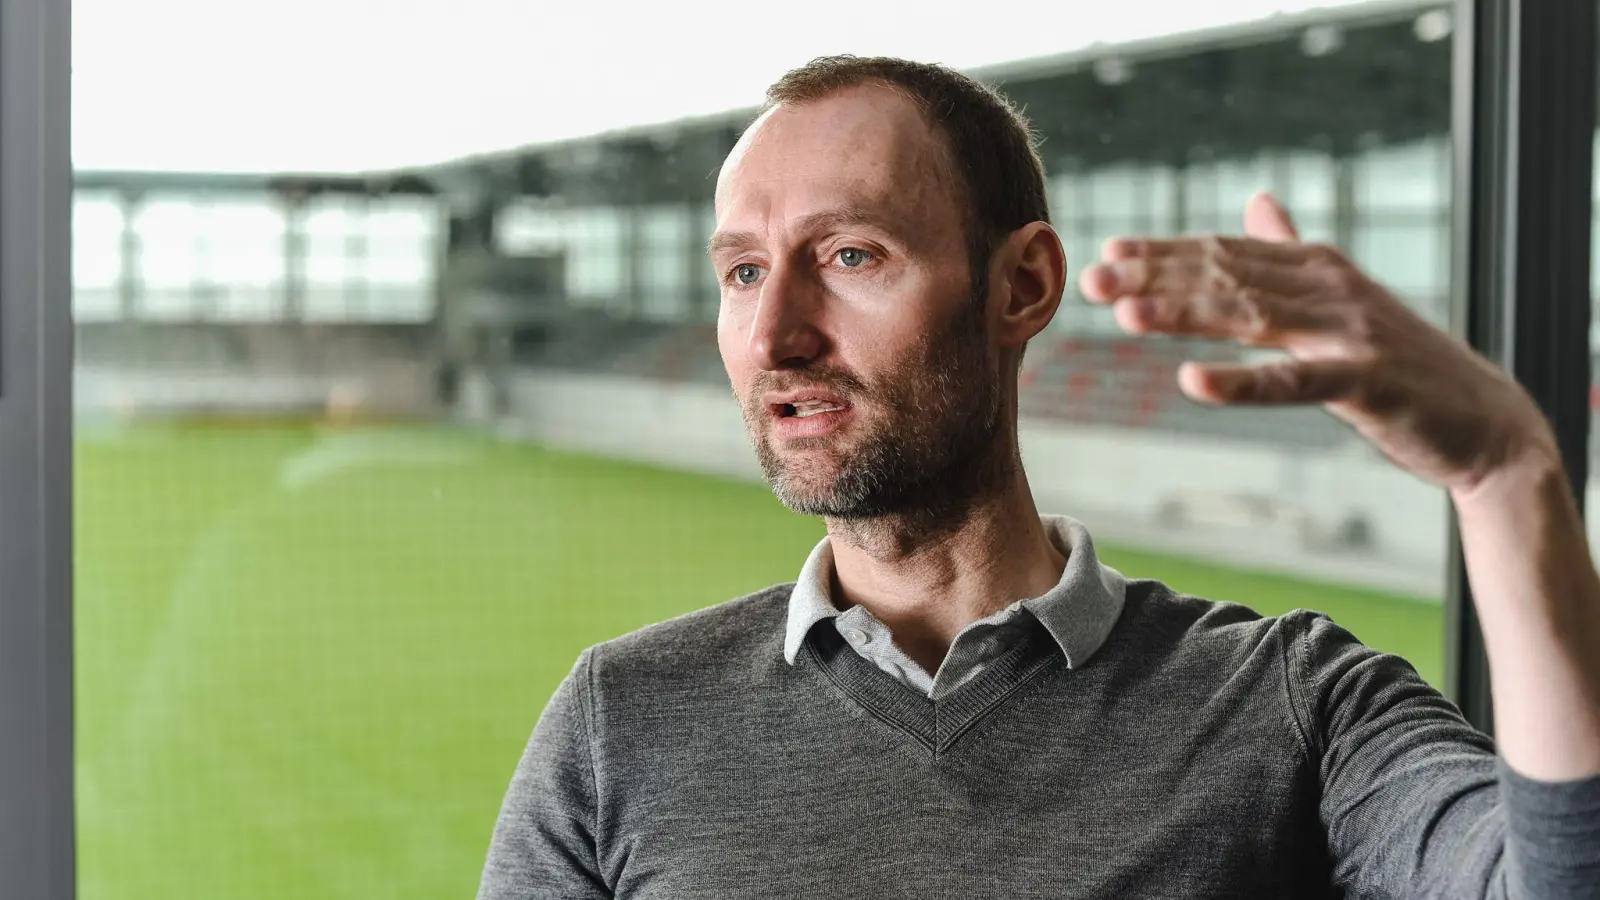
[740,296,1014,545]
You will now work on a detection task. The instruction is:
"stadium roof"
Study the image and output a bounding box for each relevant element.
[400,0,1454,208]
[971,0,1442,83]
[72,0,1438,177]
[422,0,1445,173]
[72,171,438,197]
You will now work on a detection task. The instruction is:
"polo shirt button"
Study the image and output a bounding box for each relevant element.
[844,628,869,646]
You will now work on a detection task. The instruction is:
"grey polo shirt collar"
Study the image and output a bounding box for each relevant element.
[782,514,1128,679]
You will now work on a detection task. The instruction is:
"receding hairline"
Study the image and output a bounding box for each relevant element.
[759,78,960,163]
[723,81,971,216]
[759,74,931,118]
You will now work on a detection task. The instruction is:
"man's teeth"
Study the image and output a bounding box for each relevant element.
[791,402,844,418]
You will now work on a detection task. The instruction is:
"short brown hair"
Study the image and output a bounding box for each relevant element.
[764,55,1050,299]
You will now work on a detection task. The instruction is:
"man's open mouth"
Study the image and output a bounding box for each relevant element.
[780,399,848,419]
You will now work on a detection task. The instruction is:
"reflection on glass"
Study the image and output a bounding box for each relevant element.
[73,4,1460,898]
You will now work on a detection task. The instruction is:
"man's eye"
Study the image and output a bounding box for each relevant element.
[733,264,762,285]
[837,248,873,268]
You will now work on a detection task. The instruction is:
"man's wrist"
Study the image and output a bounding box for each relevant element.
[1450,439,1571,518]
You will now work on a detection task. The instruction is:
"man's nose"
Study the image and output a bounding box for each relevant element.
[745,262,824,371]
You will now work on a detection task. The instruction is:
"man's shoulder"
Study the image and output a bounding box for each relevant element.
[584,583,795,687]
[1114,578,1343,671]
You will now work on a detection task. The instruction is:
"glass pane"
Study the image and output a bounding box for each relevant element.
[1354,138,1449,211]
[639,205,690,322]
[73,191,123,322]
[72,3,1463,897]
[1282,151,1337,214]
[195,198,288,321]
[1088,165,1141,217]
[496,199,565,254]
[1351,215,1449,324]
[566,207,626,309]
[130,198,203,319]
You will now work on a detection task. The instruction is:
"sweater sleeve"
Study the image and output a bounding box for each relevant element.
[477,650,612,900]
[1289,611,1600,899]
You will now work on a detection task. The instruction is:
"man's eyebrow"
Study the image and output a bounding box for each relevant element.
[706,207,901,257]
[707,230,758,257]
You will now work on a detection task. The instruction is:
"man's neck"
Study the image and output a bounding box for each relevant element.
[824,475,1067,676]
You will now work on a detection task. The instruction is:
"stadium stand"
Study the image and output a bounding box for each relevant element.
[67,2,1600,461]
[411,2,1472,455]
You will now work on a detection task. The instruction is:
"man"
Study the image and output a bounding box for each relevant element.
[479,57,1600,898]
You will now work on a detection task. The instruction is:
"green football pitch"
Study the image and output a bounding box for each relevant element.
[73,423,1441,899]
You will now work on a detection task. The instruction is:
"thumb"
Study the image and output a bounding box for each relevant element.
[1245,192,1299,243]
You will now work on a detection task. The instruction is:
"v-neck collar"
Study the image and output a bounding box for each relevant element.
[802,612,1065,755]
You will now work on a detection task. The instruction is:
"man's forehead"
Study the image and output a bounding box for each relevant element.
[715,85,956,223]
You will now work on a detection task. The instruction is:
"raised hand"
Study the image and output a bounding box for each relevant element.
[1077,192,1560,494]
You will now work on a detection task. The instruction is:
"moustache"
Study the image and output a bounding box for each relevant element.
[745,366,871,407]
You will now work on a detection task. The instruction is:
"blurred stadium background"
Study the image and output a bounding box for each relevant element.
[70,2,1583,897]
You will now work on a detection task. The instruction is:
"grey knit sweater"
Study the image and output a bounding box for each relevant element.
[478,580,1600,898]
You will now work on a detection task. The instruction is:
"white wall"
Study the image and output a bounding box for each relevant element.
[467,368,1600,601]
[462,366,761,480]
[76,361,438,419]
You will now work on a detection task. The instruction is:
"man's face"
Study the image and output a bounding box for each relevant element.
[710,84,1006,520]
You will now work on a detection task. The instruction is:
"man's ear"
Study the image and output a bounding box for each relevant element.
[991,222,1066,352]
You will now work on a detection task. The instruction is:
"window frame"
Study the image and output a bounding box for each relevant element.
[3,2,1596,895]
[0,0,76,896]
[1446,0,1597,729]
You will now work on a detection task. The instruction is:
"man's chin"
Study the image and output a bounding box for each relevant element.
[772,491,866,519]
[767,470,836,506]
[763,466,850,516]
[768,466,909,519]
[755,436,904,517]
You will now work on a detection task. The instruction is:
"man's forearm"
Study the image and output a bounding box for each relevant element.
[1453,450,1600,780]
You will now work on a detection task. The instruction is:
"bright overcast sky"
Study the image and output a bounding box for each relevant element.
[71,0,1381,174]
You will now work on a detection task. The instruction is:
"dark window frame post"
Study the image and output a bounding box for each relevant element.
[0,0,76,897]
[1447,0,1597,731]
